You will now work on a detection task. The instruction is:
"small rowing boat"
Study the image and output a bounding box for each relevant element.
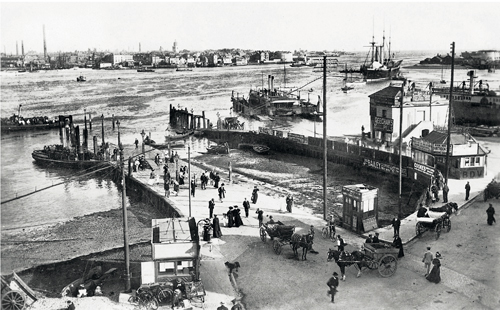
[252,145,270,155]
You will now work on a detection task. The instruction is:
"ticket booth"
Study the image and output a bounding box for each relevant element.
[342,184,378,233]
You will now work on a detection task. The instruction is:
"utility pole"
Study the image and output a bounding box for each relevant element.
[398,80,405,219]
[117,120,131,292]
[445,42,455,184]
[188,142,192,217]
[323,56,328,221]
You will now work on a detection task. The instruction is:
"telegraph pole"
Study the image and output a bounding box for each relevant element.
[117,120,131,292]
[445,42,455,184]
[398,80,405,219]
[323,56,328,221]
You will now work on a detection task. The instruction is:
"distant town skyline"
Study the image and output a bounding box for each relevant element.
[1,2,499,55]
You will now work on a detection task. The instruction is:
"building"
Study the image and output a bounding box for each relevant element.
[141,217,200,284]
[411,131,487,180]
[113,54,133,65]
[172,40,178,54]
[368,84,449,146]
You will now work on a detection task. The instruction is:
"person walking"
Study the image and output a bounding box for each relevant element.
[426,258,441,284]
[326,272,339,303]
[465,181,471,200]
[213,215,222,238]
[173,180,179,196]
[208,198,215,218]
[391,217,401,237]
[442,183,449,203]
[256,208,264,227]
[328,215,336,239]
[218,183,226,202]
[164,178,170,197]
[286,195,293,213]
[422,246,433,276]
[243,198,250,218]
[134,138,139,149]
[227,207,234,228]
[251,186,259,204]
[486,203,496,225]
[392,234,404,258]
[191,179,196,197]
[214,173,221,188]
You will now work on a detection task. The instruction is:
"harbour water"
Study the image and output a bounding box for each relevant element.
[2,50,499,232]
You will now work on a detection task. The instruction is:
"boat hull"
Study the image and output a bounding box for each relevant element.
[1,122,60,133]
[32,150,113,170]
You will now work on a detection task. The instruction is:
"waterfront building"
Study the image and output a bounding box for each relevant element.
[113,54,133,65]
[368,84,449,146]
[411,131,487,180]
[143,218,201,283]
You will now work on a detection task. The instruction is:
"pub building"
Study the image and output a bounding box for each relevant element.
[411,131,487,180]
[368,84,448,146]
[341,184,379,233]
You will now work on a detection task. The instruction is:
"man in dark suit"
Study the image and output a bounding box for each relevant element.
[337,235,345,252]
[243,198,250,218]
[326,272,339,303]
[208,198,215,218]
[372,232,380,243]
[391,217,401,237]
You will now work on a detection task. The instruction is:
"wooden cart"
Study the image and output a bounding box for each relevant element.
[363,243,399,277]
[1,272,37,310]
[260,223,295,255]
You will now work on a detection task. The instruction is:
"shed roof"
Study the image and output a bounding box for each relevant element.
[422,131,473,145]
[369,86,402,99]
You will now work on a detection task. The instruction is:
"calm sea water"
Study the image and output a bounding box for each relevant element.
[2,51,499,231]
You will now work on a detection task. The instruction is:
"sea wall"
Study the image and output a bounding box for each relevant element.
[202,129,417,182]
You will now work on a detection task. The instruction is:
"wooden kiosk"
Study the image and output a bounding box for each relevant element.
[341,184,379,233]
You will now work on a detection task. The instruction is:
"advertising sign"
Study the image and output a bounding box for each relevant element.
[363,158,407,177]
[374,116,394,132]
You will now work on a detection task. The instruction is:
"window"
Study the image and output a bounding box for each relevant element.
[382,110,387,118]
[464,157,470,167]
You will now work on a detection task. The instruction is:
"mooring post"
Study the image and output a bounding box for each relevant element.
[89,112,92,130]
[202,111,206,128]
[93,136,97,154]
[112,114,115,129]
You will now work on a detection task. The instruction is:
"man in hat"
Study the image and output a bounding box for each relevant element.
[208,198,215,218]
[326,272,339,303]
[217,302,228,310]
[243,198,250,217]
[372,232,380,243]
[365,234,373,243]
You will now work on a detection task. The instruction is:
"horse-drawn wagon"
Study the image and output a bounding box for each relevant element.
[328,243,399,279]
[416,210,451,240]
[1,272,37,310]
[260,223,295,255]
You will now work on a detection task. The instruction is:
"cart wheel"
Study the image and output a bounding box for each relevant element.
[321,227,328,239]
[367,260,378,270]
[1,290,25,310]
[260,228,267,242]
[378,255,398,277]
[273,240,282,255]
[157,288,173,304]
[415,222,424,237]
[435,223,442,240]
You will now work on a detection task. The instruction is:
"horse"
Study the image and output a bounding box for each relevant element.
[290,233,313,261]
[430,202,458,215]
[327,249,370,280]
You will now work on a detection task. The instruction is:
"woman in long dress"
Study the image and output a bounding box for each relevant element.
[392,235,404,258]
[213,215,222,238]
[233,206,244,227]
[426,258,441,283]
[227,207,234,228]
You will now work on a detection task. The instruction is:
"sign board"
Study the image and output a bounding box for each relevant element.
[363,158,408,177]
[362,217,378,232]
[288,133,308,144]
[412,138,451,155]
[141,261,155,285]
[414,162,434,176]
[374,116,394,132]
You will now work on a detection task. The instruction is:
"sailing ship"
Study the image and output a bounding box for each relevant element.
[432,70,500,126]
[342,31,403,81]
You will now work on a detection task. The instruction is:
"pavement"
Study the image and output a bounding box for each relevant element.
[119,141,498,308]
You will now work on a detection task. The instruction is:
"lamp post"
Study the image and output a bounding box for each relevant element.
[117,120,131,292]
[140,129,145,154]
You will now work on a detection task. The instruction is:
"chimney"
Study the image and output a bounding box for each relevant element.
[16,41,18,56]
[21,41,24,56]
[43,25,47,62]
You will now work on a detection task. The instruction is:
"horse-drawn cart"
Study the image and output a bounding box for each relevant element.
[362,243,399,277]
[1,272,37,310]
[416,211,451,240]
[260,223,295,255]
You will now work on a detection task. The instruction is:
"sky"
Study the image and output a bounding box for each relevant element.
[1,1,499,55]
